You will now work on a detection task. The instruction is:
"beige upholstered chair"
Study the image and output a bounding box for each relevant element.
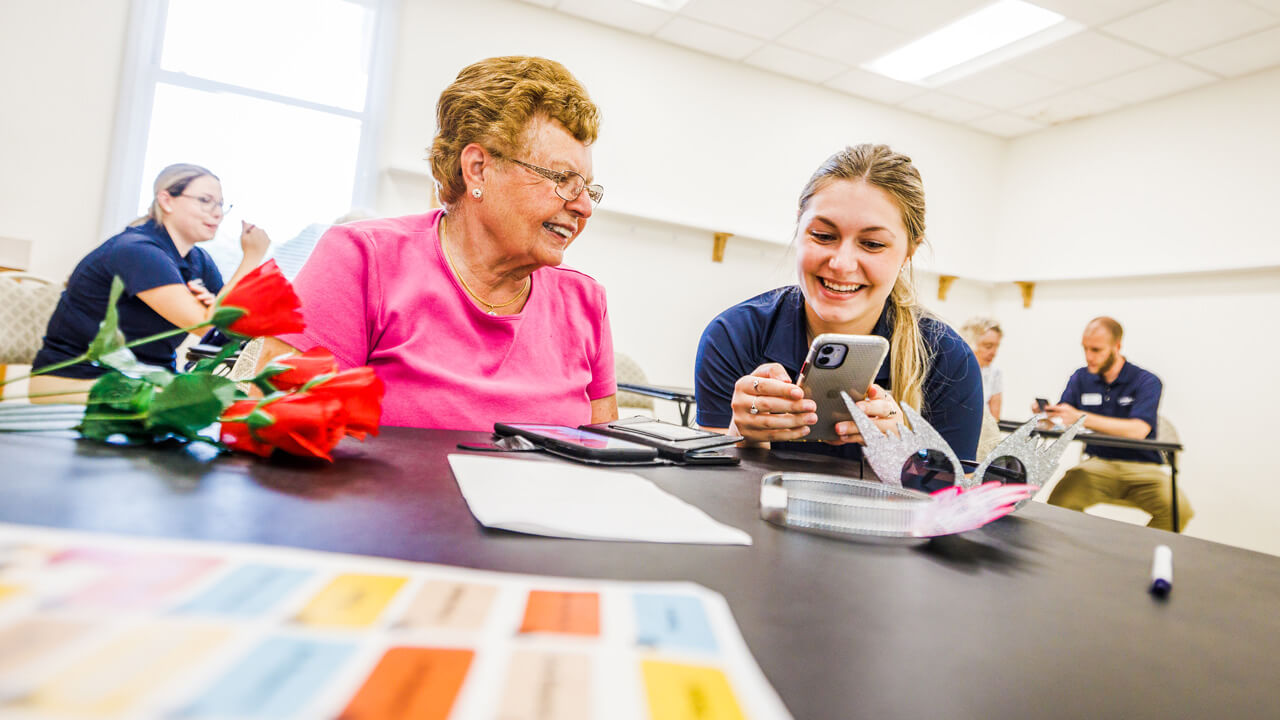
[615,352,655,414]
[0,272,62,366]
[976,408,1002,460]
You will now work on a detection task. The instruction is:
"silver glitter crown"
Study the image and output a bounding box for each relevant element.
[839,391,1086,504]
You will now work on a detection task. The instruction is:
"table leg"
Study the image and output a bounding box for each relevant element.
[1166,450,1180,533]
[678,401,692,427]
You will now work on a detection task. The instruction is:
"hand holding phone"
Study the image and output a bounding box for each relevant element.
[729,363,815,444]
[795,334,889,443]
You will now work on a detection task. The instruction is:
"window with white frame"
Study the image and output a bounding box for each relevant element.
[105,0,395,278]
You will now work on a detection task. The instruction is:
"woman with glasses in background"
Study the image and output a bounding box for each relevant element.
[257,56,618,430]
[30,163,270,402]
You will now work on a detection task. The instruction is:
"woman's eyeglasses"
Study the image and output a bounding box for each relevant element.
[180,193,231,215]
[494,153,603,206]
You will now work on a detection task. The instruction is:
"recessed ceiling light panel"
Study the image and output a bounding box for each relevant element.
[863,0,1078,85]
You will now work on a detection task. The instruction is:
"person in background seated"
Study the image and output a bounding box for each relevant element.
[30,164,269,402]
[257,56,617,430]
[1043,317,1191,531]
[694,144,983,473]
[960,316,1004,419]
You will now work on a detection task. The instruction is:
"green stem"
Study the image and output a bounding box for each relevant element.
[118,322,208,351]
[0,391,91,403]
[1,352,90,386]
[0,321,208,388]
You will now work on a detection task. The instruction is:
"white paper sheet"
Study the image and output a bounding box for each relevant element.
[447,454,752,545]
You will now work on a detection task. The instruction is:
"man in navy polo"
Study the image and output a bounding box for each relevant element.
[1044,317,1191,531]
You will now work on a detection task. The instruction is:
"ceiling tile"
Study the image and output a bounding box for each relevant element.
[830,0,990,35]
[555,0,673,34]
[899,92,993,122]
[743,43,848,83]
[824,67,924,104]
[1009,30,1161,86]
[679,0,824,40]
[655,16,765,60]
[1183,25,1280,76]
[939,65,1066,110]
[1027,0,1164,25]
[774,7,908,66]
[1101,0,1277,55]
[967,112,1046,137]
[1014,89,1122,124]
[1085,60,1217,103]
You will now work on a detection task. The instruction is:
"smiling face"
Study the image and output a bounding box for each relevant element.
[796,179,915,336]
[483,115,594,269]
[975,329,1002,366]
[159,174,224,246]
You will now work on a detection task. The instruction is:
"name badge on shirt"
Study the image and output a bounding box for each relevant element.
[1081,393,1103,406]
[1118,396,1134,406]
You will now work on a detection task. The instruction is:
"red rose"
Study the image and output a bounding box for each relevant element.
[266,347,339,392]
[211,260,305,338]
[305,367,385,440]
[220,393,345,461]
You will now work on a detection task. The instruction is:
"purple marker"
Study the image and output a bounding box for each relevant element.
[1150,544,1172,596]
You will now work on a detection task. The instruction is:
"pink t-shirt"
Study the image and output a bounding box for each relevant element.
[277,210,615,430]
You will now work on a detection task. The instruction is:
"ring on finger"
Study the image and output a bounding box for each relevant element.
[749,399,759,415]
[752,378,760,392]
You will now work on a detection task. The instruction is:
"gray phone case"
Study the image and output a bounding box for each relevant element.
[796,334,890,443]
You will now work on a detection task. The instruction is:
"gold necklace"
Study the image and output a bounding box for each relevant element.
[439,216,530,316]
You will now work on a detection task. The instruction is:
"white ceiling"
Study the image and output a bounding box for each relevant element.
[513,0,1280,137]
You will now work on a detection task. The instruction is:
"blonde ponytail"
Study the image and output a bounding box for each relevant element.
[887,266,930,413]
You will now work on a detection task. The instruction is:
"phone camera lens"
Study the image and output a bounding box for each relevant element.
[820,346,833,355]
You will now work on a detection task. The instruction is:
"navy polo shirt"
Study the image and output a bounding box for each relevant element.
[695,286,984,463]
[1060,360,1163,463]
[34,220,224,378]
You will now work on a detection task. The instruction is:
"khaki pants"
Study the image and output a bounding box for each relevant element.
[1047,456,1193,532]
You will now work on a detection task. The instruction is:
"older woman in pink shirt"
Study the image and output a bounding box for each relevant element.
[259,56,616,430]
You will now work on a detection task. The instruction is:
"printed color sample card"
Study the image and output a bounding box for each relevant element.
[0,523,792,720]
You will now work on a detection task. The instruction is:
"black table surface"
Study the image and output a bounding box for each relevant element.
[2,428,1276,719]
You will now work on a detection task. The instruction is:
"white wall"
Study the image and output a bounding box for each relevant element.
[992,65,1280,281]
[0,0,130,278]
[380,0,1006,279]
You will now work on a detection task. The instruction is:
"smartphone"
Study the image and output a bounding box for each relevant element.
[493,423,659,462]
[794,334,890,443]
[1035,398,1050,413]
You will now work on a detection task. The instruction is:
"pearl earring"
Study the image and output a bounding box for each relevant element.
[471,187,482,199]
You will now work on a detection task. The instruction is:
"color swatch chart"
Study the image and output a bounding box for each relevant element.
[0,523,791,720]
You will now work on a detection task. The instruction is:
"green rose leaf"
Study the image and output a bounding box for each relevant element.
[210,306,248,330]
[79,372,155,442]
[98,347,175,387]
[86,277,128,361]
[146,373,242,440]
[190,340,245,375]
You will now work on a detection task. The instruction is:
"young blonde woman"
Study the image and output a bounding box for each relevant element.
[695,144,983,468]
[31,164,269,401]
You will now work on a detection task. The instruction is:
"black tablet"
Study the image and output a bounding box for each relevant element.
[493,423,660,463]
